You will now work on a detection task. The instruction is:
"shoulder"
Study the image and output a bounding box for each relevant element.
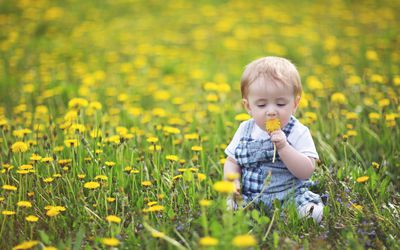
[288,117,310,141]
[237,118,254,132]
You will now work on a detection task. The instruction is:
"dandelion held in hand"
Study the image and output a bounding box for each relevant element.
[265,118,281,163]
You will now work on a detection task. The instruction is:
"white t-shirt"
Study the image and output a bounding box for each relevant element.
[225,117,319,161]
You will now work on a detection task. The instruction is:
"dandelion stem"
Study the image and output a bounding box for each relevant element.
[143,222,187,250]
[272,143,276,163]
[242,171,271,211]
[263,209,276,241]
[364,186,379,215]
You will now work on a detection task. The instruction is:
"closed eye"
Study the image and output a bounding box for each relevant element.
[277,103,287,107]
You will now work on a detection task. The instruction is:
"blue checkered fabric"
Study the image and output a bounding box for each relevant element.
[234,116,322,209]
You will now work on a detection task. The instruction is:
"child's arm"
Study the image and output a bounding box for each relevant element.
[223,156,241,195]
[271,130,315,180]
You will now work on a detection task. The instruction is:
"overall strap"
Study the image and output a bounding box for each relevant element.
[281,116,296,138]
[242,119,254,139]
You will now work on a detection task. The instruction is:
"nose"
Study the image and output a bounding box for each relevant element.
[266,110,277,119]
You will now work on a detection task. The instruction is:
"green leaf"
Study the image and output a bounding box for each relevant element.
[73,225,86,250]
[273,231,279,249]
[260,216,271,225]
[38,230,50,245]
[210,220,223,236]
[251,209,260,222]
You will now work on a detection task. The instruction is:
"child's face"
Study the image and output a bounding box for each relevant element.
[243,78,300,131]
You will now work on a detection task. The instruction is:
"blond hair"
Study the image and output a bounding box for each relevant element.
[240,56,302,98]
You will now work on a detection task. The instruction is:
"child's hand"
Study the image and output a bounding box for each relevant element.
[270,130,288,150]
[227,180,241,211]
[233,179,241,197]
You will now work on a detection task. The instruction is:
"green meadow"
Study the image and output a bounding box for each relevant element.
[0,0,399,249]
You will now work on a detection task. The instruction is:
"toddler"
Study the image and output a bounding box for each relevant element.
[224,56,323,223]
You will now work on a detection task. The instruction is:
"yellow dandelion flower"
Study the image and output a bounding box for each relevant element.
[43,177,54,183]
[352,204,363,211]
[90,129,102,138]
[11,141,29,153]
[147,201,158,207]
[197,173,207,182]
[53,146,64,152]
[173,174,183,181]
[232,234,257,248]
[331,92,347,104]
[12,240,39,250]
[2,184,17,191]
[64,139,79,148]
[346,130,358,137]
[30,154,42,161]
[2,164,13,170]
[78,174,86,179]
[199,236,219,247]
[27,192,34,197]
[371,162,380,169]
[146,137,159,143]
[17,170,30,175]
[191,145,203,151]
[235,113,251,121]
[163,126,180,135]
[199,199,212,207]
[0,197,4,202]
[44,205,66,211]
[265,118,281,133]
[68,98,88,109]
[345,112,358,120]
[148,145,162,151]
[84,181,100,189]
[2,210,16,215]
[107,197,116,203]
[25,215,39,222]
[184,133,199,140]
[356,176,369,183]
[141,181,152,187]
[105,161,116,167]
[266,118,281,163]
[41,157,53,163]
[46,208,60,217]
[368,112,381,123]
[106,215,121,224]
[17,201,32,208]
[213,181,235,193]
[68,123,86,134]
[124,166,132,172]
[100,237,120,247]
[19,164,33,170]
[378,98,390,108]
[166,155,179,162]
[143,205,165,213]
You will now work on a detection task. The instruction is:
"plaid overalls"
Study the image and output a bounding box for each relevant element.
[234,116,322,210]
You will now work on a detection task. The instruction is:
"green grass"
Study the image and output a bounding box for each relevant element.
[1,0,400,249]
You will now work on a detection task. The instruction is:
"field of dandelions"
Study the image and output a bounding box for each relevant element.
[1,0,400,249]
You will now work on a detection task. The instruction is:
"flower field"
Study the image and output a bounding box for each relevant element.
[1,0,400,249]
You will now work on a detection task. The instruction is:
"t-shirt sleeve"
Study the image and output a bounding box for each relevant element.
[291,127,319,160]
[224,121,246,160]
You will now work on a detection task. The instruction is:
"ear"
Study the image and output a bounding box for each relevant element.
[242,98,251,114]
[292,95,301,114]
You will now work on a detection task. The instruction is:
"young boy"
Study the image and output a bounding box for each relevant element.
[224,56,323,223]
